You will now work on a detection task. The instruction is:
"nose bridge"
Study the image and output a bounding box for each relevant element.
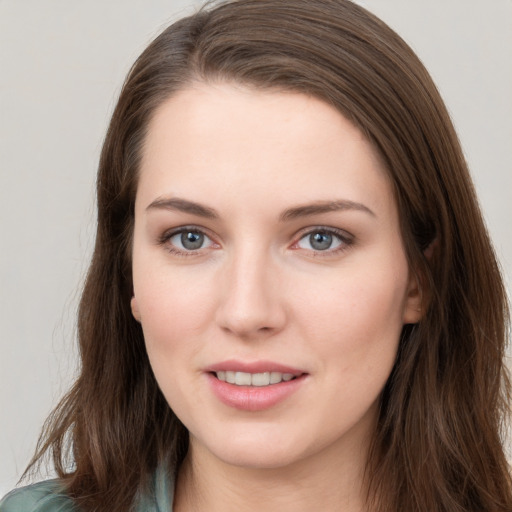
[216,239,285,337]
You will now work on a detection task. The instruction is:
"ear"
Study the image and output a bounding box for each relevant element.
[402,238,437,325]
[131,296,141,322]
[402,270,424,325]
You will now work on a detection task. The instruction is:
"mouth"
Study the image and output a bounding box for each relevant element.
[205,361,307,410]
[213,370,299,387]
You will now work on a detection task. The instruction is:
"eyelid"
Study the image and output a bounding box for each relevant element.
[158,225,220,255]
[157,224,354,257]
[290,226,354,253]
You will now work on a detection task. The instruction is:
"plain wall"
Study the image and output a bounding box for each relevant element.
[1,0,511,497]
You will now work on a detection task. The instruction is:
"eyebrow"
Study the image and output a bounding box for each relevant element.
[279,200,375,221]
[146,197,375,221]
[146,197,219,219]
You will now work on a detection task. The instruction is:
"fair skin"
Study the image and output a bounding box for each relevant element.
[131,82,422,512]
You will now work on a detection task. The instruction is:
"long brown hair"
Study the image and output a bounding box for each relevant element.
[26,1,511,510]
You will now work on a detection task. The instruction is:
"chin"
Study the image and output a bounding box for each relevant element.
[190,423,334,471]
[211,443,306,470]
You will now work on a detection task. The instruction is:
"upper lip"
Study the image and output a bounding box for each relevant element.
[205,359,306,375]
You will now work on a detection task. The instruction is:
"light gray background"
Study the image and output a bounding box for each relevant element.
[1,0,511,497]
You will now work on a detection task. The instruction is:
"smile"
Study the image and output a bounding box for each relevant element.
[215,371,296,387]
[206,363,307,411]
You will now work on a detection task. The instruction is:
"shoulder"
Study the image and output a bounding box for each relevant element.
[0,465,175,512]
[0,480,77,512]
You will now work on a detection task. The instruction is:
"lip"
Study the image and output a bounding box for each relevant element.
[205,359,305,375]
[205,360,308,412]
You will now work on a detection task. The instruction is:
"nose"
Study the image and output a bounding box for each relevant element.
[215,246,287,340]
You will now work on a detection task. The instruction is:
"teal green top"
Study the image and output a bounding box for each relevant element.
[0,466,175,511]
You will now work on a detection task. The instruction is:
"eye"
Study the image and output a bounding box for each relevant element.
[163,228,215,253]
[295,229,349,252]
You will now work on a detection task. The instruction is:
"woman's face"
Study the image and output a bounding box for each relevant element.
[131,83,422,470]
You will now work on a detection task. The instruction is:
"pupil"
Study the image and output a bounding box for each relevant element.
[310,232,332,250]
[181,231,204,250]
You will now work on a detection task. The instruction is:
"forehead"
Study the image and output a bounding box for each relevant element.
[137,82,394,219]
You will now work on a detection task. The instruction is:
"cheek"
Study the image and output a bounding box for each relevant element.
[293,266,407,427]
[135,271,212,411]
[133,262,218,360]
[291,258,409,369]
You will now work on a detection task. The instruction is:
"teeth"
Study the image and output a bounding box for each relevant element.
[235,372,252,386]
[215,371,296,386]
[270,372,282,384]
[251,372,270,386]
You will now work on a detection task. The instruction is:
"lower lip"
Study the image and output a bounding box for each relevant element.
[206,373,307,411]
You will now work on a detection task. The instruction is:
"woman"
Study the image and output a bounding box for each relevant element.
[1,0,510,511]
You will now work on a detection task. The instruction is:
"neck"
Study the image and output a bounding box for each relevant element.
[174,429,374,512]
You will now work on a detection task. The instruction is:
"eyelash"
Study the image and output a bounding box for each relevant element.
[158,226,354,257]
[158,225,217,257]
[292,226,354,256]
